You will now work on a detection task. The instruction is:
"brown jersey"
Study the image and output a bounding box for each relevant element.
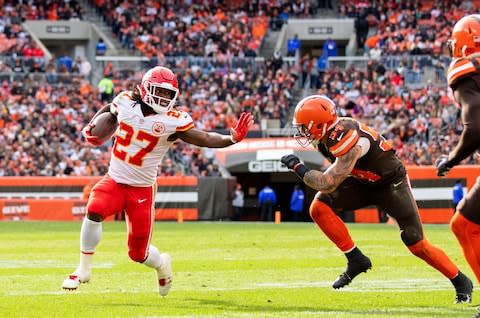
[317,118,405,185]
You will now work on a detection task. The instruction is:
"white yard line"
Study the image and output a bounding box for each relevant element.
[0,260,114,269]
[2,278,454,296]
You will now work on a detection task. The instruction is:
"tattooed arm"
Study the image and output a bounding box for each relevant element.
[303,145,363,193]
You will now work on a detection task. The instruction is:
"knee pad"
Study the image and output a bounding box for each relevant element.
[309,199,332,220]
[86,212,103,222]
[400,226,423,246]
[86,200,108,220]
[128,249,147,263]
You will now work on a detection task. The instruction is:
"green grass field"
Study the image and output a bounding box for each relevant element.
[0,221,477,318]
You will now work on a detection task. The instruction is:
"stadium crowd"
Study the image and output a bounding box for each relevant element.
[0,55,299,177]
[93,0,319,57]
[0,53,470,177]
[0,0,477,177]
[341,0,480,57]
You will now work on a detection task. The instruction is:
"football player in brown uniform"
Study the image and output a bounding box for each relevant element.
[436,15,480,313]
[281,95,473,303]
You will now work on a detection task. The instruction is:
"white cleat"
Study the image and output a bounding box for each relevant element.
[62,271,91,291]
[157,253,172,296]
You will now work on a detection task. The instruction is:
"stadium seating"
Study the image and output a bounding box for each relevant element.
[0,0,476,177]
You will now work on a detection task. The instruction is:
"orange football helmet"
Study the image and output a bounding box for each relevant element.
[448,14,480,58]
[292,95,338,146]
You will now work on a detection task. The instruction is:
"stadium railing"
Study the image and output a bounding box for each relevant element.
[0,72,85,85]
[95,56,297,73]
[327,55,450,87]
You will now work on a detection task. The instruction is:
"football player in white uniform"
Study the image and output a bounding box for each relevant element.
[62,66,253,295]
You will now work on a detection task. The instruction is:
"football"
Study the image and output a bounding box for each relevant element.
[90,112,118,142]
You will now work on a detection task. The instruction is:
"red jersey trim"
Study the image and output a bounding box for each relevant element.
[176,122,194,132]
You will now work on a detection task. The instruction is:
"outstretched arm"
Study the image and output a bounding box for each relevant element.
[282,145,362,193]
[177,128,235,148]
[176,112,253,148]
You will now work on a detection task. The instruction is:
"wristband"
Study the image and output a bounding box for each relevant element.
[293,163,310,179]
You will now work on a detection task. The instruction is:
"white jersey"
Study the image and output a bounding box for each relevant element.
[108,91,194,186]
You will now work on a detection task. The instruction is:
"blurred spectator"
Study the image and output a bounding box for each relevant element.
[258,184,277,221]
[354,9,369,52]
[232,183,245,221]
[57,54,73,72]
[316,53,328,88]
[271,51,283,74]
[452,179,464,213]
[319,0,334,9]
[98,74,114,102]
[72,56,91,79]
[300,53,313,88]
[289,184,305,221]
[323,38,338,57]
[96,38,106,56]
[79,57,92,79]
[287,34,300,57]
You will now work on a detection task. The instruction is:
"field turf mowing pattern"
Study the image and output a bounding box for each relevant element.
[0,221,477,317]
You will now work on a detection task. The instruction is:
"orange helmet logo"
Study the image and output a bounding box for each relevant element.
[449,14,480,58]
[293,95,338,146]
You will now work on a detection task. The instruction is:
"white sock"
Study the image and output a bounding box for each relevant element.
[143,245,162,269]
[77,217,102,273]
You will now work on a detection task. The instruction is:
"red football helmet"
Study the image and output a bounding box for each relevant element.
[292,95,338,146]
[139,66,179,113]
[448,14,480,58]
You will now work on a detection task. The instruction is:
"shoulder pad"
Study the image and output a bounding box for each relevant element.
[326,119,359,157]
[447,57,478,87]
[162,109,194,132]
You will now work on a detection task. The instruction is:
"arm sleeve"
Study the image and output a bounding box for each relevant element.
[448,77,480,166]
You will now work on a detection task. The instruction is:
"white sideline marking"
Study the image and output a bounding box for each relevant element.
[138,307,465,318]
[2,278,454,296]
[0,260,114,269]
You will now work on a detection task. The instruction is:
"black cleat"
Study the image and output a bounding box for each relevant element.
[332,255,372,289]
[474,308,480,318]
[452,271,473,304]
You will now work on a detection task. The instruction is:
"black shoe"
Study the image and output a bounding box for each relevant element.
[474,308,480,318]
[332,255,372,289]
[452,271,473,304]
